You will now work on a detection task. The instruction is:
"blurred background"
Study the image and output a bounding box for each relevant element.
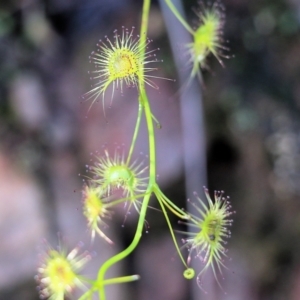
[1,0,300,299]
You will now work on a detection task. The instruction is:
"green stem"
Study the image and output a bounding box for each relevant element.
[139,0,151,62]
[140,89,156,180]
[107,192,149,207]
[103,275,140,286]
[97,194,151,300]
[156,192,188,268]
[154,184,188,219]
[78,289,94,300]
[96,1,154,299]
[164,0,194,35]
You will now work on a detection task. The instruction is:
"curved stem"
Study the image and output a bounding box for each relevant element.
[97,193,151,300]
[97,87,155,300]
[97,87,156,299]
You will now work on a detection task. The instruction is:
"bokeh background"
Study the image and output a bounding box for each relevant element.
[1,0,300,299]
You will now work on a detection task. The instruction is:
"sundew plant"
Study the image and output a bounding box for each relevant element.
[36,0,234,299]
